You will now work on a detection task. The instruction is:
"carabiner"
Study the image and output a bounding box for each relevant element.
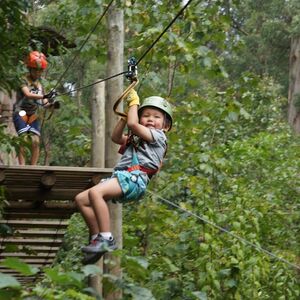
[126,57,138,82]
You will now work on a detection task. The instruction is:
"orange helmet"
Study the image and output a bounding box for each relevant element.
[26,51,48,69]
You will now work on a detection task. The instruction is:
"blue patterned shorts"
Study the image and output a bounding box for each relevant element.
[113,170,147,202]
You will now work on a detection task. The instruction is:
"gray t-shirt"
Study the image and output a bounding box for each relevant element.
[114,129,167,174]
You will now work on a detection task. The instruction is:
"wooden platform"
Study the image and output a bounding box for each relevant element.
[0,165,112,283]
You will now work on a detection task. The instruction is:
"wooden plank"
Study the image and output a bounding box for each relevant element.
[3,210,74,219]
[4,189,86,201]
[0,263,50,270]
[11,230,65,238]
[0,258,54,264]
[0,220,69,228]
[0,245,60,251]
[0,252,55,258]
[1,238,63,245]
[0,165,113,173]
[5,200,76,210]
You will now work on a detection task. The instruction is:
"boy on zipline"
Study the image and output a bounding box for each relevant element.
[13,51,56,165]
[75,88,173,259]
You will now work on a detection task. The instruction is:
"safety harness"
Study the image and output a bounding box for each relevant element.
[118,134,160,179]
[113,57,165,179]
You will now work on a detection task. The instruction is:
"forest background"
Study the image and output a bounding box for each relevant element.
[0,0,299,299]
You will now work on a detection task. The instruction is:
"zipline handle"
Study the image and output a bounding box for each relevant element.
[113,57,139,118]
[113,77,139,118]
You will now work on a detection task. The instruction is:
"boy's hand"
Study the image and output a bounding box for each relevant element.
[43,90,57,101]
[126,89,139,107]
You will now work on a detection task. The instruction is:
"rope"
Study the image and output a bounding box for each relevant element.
[52,0,115,91]
[147,190,300,271]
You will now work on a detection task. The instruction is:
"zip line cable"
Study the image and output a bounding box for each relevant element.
[136,0,193,66]
[147,190,300,271]
[58,71,127,96]
[57,0,194,96]
[52,0,115,91]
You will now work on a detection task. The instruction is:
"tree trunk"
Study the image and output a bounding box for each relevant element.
[92,81,105,167]
[0,91,18,165]
[167,58,177,97]
[104,4,124,300]
[89,81,106,294]
[288,37,300,133]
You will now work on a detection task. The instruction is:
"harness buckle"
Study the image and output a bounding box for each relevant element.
[130,174,138,183]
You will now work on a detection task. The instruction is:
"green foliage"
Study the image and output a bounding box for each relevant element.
[40,96,92,166]
[0,125,21,160]
[120,127,300,299]
[1,0,299,299]
[1,258,39,276]
[54,213,88,270]
[0,259,102,299]
[224,0,300,94]
[0,0,30,92]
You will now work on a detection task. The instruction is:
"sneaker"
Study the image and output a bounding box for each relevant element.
[82,234,117,253]
[82,251,105,265]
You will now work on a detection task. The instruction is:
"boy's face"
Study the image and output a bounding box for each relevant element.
[140,107,166,130]
[29,68,43,80]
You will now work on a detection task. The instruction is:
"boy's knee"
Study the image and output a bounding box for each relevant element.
[31,135,40,146]
[88,189,95,200]
[88,188,101,203]
[74,194,82,207]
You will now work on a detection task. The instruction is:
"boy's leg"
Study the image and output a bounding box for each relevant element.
[30,134,40,165]
[28,118,40,165]
[13,115,28,165]
[75,189,100,236]
[18,146,26,165]
[88,177,123,233]
[82,178,122,253]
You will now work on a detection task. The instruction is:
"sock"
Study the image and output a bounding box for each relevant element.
[100,232,113,240]
[91,234,98,241]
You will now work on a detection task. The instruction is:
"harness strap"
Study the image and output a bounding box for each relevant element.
[21,113,37,125]
[127,164,158,176]
[127,144,159,178]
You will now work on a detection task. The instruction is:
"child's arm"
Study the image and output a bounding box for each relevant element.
[111,118,128,145]
[21,86,44,101]
[127,105,154,142]
[22,86,55,107]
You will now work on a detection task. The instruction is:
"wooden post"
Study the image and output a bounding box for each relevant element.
[92,81,105,167]
[89,81,105,294]
[40,172,56,189]
[0,91,18,165]
[104,3,124,300]
[288,37,300,133]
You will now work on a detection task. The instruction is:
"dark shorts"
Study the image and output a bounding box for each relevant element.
[13,113,41,136]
